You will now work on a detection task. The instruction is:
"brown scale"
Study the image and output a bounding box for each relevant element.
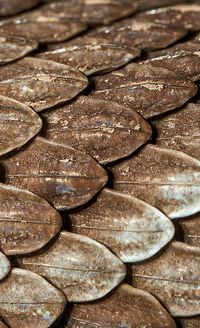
[0,1,200,328]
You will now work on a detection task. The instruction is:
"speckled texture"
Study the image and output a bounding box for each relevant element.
[21,231,126,302]
[0,183,62,255]
[0,268,66,328]
[66,284,176,328]
[92,62,197,119]
[112,144,200,219]
[42,96,152,164]
[0,1,199,326]
[143,41,200,81]
[132,241,200,317]
[70,188,174,262]
[33,0,139,25]
[86,16,186,50]
[136,4,200,32]
[147,39,200,59]
[153,103,200,160]
[0,57,88,111]
[0,96,42,156]
[0,36,38,65]
[0,15,87,44]
[1,137,108,210]
[37,40,140,76]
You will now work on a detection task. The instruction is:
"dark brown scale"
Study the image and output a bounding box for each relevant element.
[152,103,200,160]
[1,137,108,210]
[0,183,62,255]
[66,284,176,328]
[37,39,140,76]
[143,41,200,82]
[0,57,88,112]
[42,96,152,164]
[92,63,197,119]
[136,4,200,32]
[0,36,38,65]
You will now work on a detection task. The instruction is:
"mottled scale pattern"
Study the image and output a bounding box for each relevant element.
[0,1,200,328]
